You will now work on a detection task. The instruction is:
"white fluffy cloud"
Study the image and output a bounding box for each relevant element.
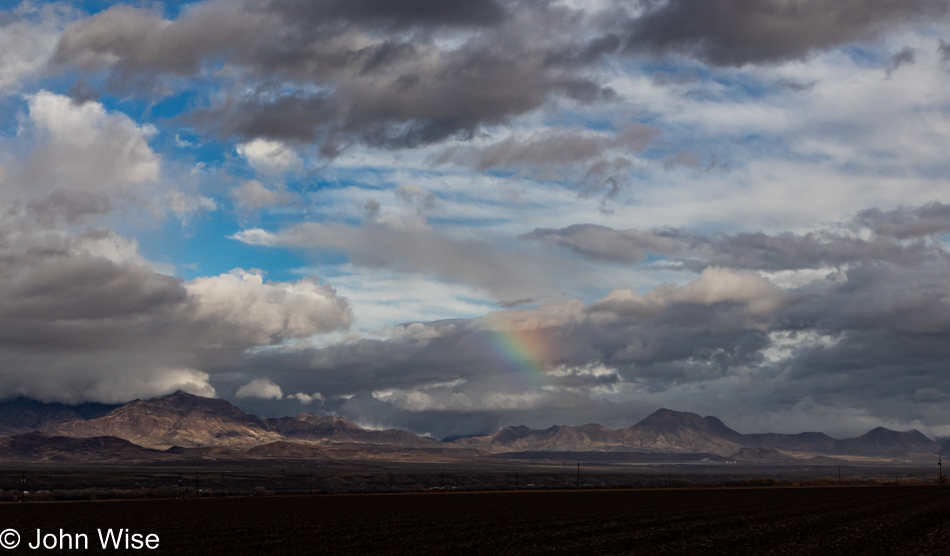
[237,139,303,174]
[288,392,325,404]
[236,377,284,400]
[592,267,789,321]
[23,91,159,193]
[84,368,216,404]
[186,269,352,344]
[0,6,64,95]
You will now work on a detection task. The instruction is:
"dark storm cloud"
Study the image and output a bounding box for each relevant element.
[52,0,612,151]
[267,0,507,28]
[623,0,947,66]
[543,33,622,66]
[0,231,185,321]
[205,201,950,437]
[248,256,950,437]
[751,259,950,426]
[224,282,775,437]
[224,202,950,437]
[50,0,944,154]
[229,202,950,437]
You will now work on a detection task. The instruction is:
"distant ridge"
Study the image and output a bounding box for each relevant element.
[267,413,443,448]
[0,394,942,460]
[451,408,942,458]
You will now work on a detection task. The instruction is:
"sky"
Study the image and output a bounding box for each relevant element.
[2,0,950,440]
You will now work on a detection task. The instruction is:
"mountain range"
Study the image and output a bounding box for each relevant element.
[0,392,943,463]
[453,408,941,458]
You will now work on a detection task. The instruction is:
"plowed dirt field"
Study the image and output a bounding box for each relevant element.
[2,487,949,555]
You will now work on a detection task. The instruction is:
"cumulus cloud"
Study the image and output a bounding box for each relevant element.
[236,378,284,400]
[186,269,353,344]
[237,138,303,174]
[0,5,65,95]
[15,91,159,196]
[0,91,168,227]
[0,204,352,404]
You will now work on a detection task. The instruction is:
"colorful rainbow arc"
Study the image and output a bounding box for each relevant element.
[478,327,553,389]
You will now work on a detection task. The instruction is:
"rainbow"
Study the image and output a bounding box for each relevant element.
[474,326,554,389]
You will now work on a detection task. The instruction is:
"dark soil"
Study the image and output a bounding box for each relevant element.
[2,487,949,555]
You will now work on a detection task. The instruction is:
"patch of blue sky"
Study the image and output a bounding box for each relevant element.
[134,213,311,282]
[841,45,889,68]
[539,112,617,131]
[53,0,202,20]
[0,0,71,14]
[175,136,231,170]
[20,68,78,99]
[146,88,201,121]
[322,166,398,191]
[428,180,554,209]
[55,0,115,17]
[0,95,26,136]
[637,60,716,80]
[425,215,517,230]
